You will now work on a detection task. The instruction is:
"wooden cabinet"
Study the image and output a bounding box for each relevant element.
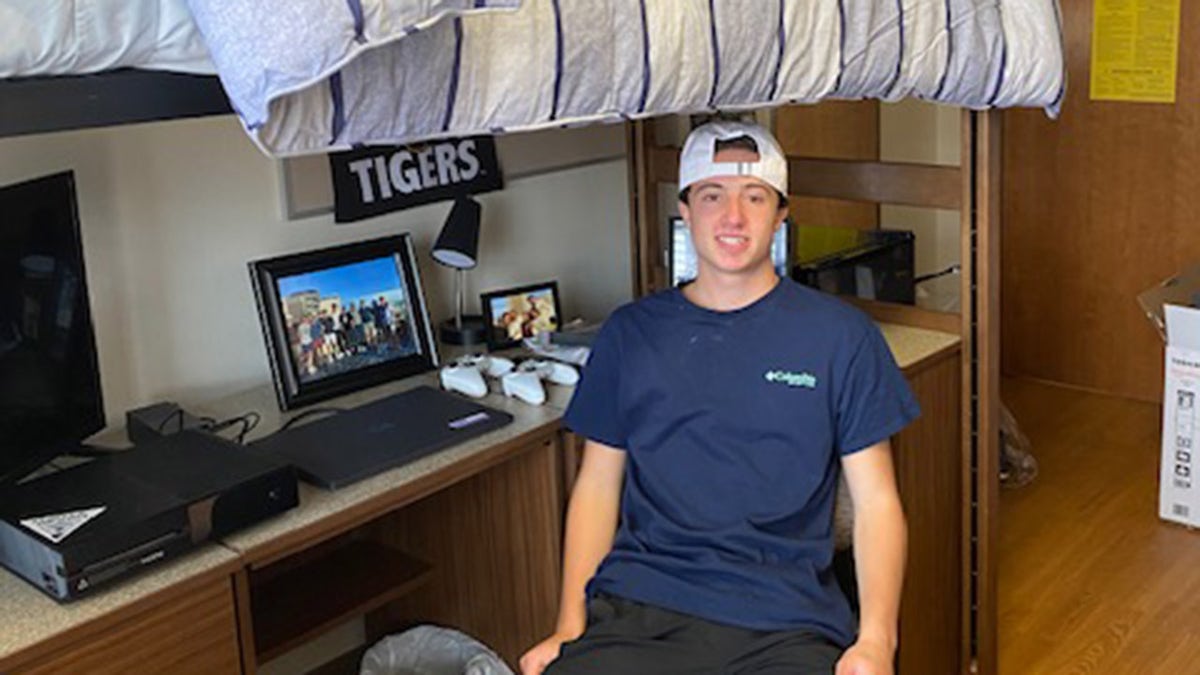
[247,539,433,663]
[13,577,241,675]
[894,348,962,675]
[234,431,563,671]
[363,433,562,665]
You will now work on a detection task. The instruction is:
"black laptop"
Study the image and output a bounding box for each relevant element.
[251,386,514,489]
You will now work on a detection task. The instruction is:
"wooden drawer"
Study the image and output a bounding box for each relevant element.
[15,577,241,675]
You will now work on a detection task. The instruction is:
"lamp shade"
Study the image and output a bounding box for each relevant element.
[431,197,481,269]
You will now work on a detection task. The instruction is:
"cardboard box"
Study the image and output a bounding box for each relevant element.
[1139,267,1200,528]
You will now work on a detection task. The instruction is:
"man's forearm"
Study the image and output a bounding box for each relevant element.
[554,475,621,636]
[851,493,907,651]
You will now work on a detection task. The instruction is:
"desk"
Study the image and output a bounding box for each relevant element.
[0,324,962,675]
[0,371,566,674]
[214,374,567,671]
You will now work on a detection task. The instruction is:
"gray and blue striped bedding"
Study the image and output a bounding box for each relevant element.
[186,0,1065,157]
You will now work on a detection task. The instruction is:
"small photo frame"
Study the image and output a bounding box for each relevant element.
[249,233,438,410]
[480,281,563,350]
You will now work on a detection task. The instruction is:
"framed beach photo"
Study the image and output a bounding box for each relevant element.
[479,281,562,351]
[249,234,438,410]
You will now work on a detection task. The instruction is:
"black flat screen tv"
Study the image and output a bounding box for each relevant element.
[0,171,104,486]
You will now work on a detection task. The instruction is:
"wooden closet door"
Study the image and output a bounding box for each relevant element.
[1002,1,1200,402]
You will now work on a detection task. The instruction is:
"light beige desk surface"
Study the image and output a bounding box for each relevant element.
[877,323,961,370]
[0,322,955,663]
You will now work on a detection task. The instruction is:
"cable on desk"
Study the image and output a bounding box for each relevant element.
[914,263,962,284]
[210,411,261,444]
[276,407,346,434]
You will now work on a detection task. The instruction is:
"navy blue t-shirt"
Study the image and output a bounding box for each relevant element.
[562,279,920,647]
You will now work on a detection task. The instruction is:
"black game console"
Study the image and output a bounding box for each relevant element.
[0,431,298,601]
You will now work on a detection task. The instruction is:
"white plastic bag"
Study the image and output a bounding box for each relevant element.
[360,626,514,675]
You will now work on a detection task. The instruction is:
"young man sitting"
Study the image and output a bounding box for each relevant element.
[521,120,919,675]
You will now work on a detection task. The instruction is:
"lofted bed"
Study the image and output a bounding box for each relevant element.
[0,1,1064,673]
[2,0,1063,145]
[0,0,226,136]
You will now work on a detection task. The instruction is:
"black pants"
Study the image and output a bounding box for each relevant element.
[544,595,843,675]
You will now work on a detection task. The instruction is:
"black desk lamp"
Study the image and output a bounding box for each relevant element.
[432,197,487,346]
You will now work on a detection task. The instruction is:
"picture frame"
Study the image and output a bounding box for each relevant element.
[249,233,438,410]
[479,281,563,351]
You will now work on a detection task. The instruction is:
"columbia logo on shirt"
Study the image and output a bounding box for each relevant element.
[764,370,818,389]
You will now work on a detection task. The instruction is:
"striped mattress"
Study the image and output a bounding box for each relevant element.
[185,0,1066,157]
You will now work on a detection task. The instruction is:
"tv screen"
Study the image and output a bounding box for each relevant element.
[0,171,104,485]
[668,216,790,287]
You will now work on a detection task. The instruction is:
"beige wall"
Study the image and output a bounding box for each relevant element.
[0,115,632,426]
[879,99,961,279]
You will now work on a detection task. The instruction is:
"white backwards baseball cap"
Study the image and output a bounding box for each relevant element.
[678,120,788,195]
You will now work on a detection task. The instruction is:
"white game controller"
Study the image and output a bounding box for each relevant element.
[439,354,515,398]
[500,371,546,406]
[499,359,580,406]
[439,363,487,398]
[518,359,580,386]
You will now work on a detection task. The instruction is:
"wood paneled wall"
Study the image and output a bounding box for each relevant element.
[1002,1,1200,402]
[776,101,880,229]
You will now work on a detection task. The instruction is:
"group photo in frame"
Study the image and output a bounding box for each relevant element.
[249,233,437,410]
[480,281,562,350]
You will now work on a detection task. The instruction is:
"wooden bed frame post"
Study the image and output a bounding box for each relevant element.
[962,108,1002,675]
[627,120,664,297]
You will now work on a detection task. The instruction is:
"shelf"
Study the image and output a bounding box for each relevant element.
[0,69,232,138]
[251,539,433,663]
[304,643,373,675]
[647,145,963,210]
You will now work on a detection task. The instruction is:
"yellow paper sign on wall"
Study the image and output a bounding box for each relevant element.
[1090,0,1182,103]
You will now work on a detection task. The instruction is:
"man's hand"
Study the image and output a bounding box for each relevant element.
[835,637,894,675]
[519,632,575,675]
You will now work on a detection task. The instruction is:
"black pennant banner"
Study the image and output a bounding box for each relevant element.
[330,136,503,223]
